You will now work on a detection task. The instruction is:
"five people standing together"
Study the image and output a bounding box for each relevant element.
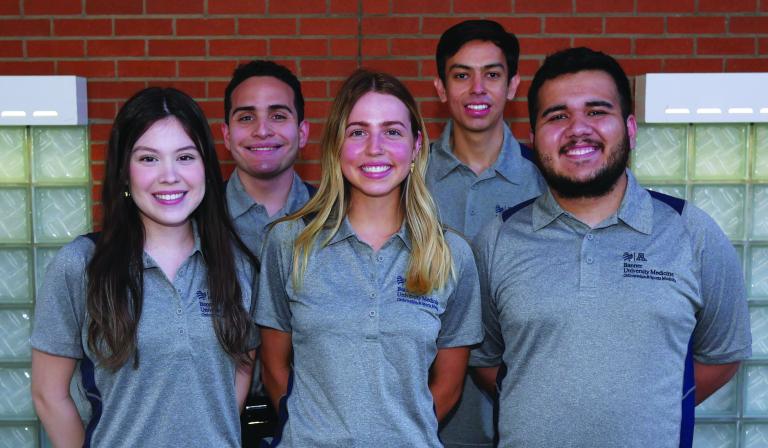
[30,18,751,448]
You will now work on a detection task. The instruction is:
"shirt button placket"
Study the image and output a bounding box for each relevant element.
[580,232,599,294]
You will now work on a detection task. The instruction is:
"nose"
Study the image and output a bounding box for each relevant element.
[470,75,486,95]
[251,116,274,138]
[565,115,593,139]
[366,132,385,155]
[159,159,179,184]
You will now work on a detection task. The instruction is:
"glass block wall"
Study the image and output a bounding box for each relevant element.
[633,123,768,448]
[0,126,90,448]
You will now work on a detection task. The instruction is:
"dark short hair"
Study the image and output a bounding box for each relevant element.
[527,47,633,130]
[435,19,520,83]
[223,60,304,124]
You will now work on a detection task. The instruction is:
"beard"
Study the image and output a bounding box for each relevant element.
[534,134,630,199]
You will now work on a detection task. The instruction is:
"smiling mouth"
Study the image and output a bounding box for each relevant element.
[246,145,281,152]
[361,164,392,173]
[466,104,489,111]
[154,192,184,201]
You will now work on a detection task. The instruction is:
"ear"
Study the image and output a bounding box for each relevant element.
[413,131,423,160]
[506,74,521,101]
[221,122,231,151]
[626,114,638,150]
[298,120,310,149]
[529,130,535,147]
[434,77,448,103]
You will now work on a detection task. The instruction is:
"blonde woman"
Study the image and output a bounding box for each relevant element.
[256,70,482,447]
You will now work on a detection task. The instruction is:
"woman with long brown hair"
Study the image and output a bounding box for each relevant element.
[30,87,258,447]
[258,70,482,447]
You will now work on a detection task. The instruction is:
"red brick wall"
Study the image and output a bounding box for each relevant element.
[1,1,767,223]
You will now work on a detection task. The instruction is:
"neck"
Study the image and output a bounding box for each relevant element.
[347,190,404,252]
[551,172,628,228]
[450,119,506,175]
[142,219,195,281]
[237,168,295,217]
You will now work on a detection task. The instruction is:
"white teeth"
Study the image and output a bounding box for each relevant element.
[362,165,390,173]
[467,104,489,110]
[248,146,279,151]
[567,147,596,156]
[155,193,183,201]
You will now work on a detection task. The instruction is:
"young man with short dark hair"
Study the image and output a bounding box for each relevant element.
[427,20,544,447]
[471,47,752,447]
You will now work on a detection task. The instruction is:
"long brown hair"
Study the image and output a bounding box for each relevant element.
[281,69,454,295]
[87,87,256,370]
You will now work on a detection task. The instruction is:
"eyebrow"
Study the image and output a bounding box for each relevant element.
[132,145,198,153]
[540,100,615,117]
[448,62,506,72]
[231,104,294,116]
[346,120,407,129]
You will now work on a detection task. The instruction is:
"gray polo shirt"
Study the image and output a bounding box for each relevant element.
[257,217,483,447]
[31,229,258,448]
[426,120,545,448]
[426,120,545,239]
[471,170,752,448]
[226,169,312,257]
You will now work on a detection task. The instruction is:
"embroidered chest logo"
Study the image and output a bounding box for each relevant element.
[197,289,213,316]
[396,275,439,311]
[622,252,676,283]
[495,204,509,216]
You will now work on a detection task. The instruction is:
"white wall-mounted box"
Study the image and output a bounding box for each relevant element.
[635,73,768,123]
[0,76,87,126]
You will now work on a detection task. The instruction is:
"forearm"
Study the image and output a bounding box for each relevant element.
[429,376,464,422]
[235,350,256,413]
[695,361,740,405]
[33,395,84,448]
[471,366,500,396]
[429,347,470,422]
[262,363,290,409]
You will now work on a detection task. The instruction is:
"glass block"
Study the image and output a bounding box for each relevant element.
[34,246,61,295]
[632,125,687,180]
[0,127,28,183]
[0,426,36,448]
[33,187,88,243]
[692,423,736,448]
[692,185,746,239]
[749,246,768,298]
[693,125,747,180]
[752,305,768,357]
[0,368,34,418]
[0,249,30,303]
[697,375,738,415]
[745,364,768,415]
[744,424,768,447]
[0,188,29,243]
[754,125,768,180]
[644,184,687,200]
[0,309,32,361]
[32,126,88,182]
[752,186,768,240]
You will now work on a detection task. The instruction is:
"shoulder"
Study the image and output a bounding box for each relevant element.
[264,219,304,248]
[443,227,473,259]
[51,235,97,274]
[500,196,538,223]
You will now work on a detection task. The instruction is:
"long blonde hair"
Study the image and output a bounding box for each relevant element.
[281,69,453,295]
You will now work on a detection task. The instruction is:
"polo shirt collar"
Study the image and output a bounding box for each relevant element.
[430,120,527,184]
[226,169,309,219]
[532,169,653,234]
[327,215,412,250]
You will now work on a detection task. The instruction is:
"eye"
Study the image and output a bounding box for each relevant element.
[236,114,254,123]
[486,71,502,79]
[348,128,366,137]
[271,113,288,121]
[587,109,608,117]
[137,154,158,163]
[453,72,469,80]
[178,153,197,162]
[545,113,568,122]
[385,128,403,137]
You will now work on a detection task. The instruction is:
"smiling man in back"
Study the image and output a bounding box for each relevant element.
[427,20,544,447]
